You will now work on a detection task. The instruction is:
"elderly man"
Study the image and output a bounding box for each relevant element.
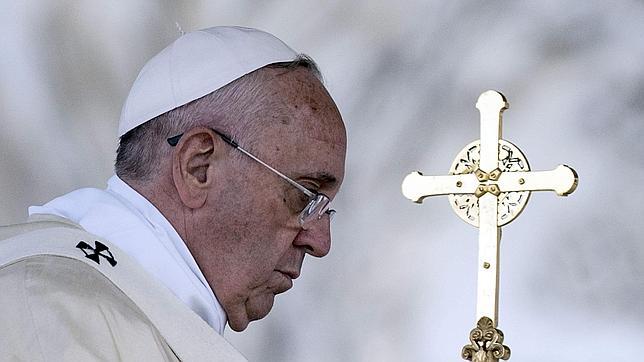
[0,26,346,360]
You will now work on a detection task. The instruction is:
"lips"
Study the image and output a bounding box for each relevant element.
[273,271,294,294]
[276,269,300,280]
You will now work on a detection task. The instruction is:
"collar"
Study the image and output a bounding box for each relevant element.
[29,175,227,334]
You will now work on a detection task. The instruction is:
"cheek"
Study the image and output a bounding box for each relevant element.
[211,175,300,286]
[244,230,298,278]
[231,222,298,287]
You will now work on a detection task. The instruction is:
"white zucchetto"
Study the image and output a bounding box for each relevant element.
[118,26,298,137]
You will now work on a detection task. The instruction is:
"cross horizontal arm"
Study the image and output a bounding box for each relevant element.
[498,165,578,196]
[402,171,479,203]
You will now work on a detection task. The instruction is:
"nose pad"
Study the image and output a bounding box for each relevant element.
[293,216,331,257]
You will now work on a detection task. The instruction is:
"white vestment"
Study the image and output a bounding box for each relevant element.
[0,215,247,361]
[28,175,226,334]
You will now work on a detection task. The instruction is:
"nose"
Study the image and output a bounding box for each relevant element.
[293,215,331,257]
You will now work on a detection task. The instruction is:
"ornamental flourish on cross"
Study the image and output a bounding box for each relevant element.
[401,90,578,362]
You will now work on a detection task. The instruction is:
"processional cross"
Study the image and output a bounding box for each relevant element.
[401,90,578,362]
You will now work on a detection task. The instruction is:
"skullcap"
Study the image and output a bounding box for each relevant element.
[118,26,298,137]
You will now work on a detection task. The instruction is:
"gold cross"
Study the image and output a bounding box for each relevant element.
[401,90,578,361]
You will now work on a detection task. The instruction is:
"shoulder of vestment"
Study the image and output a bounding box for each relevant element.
[0,214,247,362]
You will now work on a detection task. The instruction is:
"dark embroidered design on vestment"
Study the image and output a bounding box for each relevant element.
[76,240,117,267]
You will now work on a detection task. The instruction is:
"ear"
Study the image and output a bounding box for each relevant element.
[172,127,225,209]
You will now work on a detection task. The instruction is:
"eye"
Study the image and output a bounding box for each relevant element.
[284,187,311,213]
[297,192,311,207]
[301,180,321,194]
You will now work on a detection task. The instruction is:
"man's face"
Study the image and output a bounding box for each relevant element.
[193,67,346,331]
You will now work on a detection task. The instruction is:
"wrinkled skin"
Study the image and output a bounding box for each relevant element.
[153,67,346,331]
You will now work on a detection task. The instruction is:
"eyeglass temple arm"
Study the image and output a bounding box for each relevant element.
[235,146,315,197]
[168,129,315,199]
[212,130,315,198]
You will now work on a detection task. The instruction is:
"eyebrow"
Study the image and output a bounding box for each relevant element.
[299,172,337,186]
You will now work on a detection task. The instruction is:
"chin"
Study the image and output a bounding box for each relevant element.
[228,318,249,332]
[227,293,276,332]
[247,294,275,321]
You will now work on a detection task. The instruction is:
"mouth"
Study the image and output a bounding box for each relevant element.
[274,271,294,294]
[276,269,300,280]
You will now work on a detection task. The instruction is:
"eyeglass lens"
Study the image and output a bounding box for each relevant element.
[299,194,333,228]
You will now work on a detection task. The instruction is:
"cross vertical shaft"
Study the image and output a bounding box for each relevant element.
[477,199,501,324]
[476,91,507,326]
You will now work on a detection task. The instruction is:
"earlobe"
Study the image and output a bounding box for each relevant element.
[171,128,221,209]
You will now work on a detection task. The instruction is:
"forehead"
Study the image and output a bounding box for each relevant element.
[252,68,347,187]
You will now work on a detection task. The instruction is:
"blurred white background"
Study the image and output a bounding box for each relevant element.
[1,1,643,361]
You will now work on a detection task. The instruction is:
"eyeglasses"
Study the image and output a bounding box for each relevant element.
[167,129,335,229]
